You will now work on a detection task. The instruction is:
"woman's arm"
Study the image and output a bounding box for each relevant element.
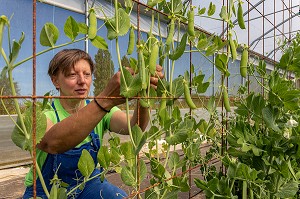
[38,99,110,154]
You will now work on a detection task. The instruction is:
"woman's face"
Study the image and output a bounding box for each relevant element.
[52,59,92,99]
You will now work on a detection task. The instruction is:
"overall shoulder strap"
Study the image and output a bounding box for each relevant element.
[51,101,60,122]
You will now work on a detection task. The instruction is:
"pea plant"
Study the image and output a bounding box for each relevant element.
[195,35,300,198]
[1,0,299,198]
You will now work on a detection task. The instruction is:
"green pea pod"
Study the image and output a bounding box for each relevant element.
[159,43,166,66]
[240,47,248,78]
[88,9,97,40]
[187,7,195,36]
[228,32,237,61]
[169,33,188,61]
[0,16,8,53]
[149,42,159,75]
[237,2,246,29]
[127,27,135,55]
[184,81,197,109]
[165,19,175,46]
[159,92,167,116]
[242,180,247,199]
[138,50,147,90]
[223,88,231,112]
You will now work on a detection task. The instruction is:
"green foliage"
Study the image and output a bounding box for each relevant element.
[201,64,300,198]
[78,149,95,178]
[278,33,300,77]
[105,8,130,40]
[11,101,48,152]
[0,75,20,115]
[93,49,114,95]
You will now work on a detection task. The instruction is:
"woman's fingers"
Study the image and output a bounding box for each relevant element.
[155,65,164,78]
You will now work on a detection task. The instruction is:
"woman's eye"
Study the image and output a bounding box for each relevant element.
[84,73,91,78]
[68,74,77,79]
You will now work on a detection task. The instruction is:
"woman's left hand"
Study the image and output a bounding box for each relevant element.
[150,65,164,90]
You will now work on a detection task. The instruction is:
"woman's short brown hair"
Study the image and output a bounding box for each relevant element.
[48,49,95,77]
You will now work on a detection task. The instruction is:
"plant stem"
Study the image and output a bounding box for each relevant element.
[67,171,103,195]
[35,159,50,198]
[11,38,84,70]
[8,68,29,139]
[125,98,135,148]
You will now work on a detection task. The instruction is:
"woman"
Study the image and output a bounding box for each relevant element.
[23,49,164,199]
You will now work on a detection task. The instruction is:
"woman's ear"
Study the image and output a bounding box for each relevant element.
[51,76,60,90]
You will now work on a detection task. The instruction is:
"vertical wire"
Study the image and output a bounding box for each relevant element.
[32,0,37,198]
[224,0,229,172]
[289,0,292,80]
[220,0,225,174]
[282,1,284,43]
[136,1,141,198]
[262,0,265,96]
[273,0,276,63]
[289,0,291,41]
[188,2,193,197]
[247,0,250,95]
[85,0,89,53]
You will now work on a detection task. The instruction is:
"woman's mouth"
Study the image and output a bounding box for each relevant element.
[75,89,87,95]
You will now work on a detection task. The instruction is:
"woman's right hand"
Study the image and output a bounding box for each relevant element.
[96,67,134,110]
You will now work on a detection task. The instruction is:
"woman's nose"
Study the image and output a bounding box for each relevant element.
[77,74,86,84]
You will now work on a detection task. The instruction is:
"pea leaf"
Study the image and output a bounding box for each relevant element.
[78,149,95,177]
[110,147,121,165]
[105,8,130,40]
[97,145,111,170]
[9,32,25,65]
[198,7,206,15]
[129,57,138,73]
[120,142,135,167]
[11,103,47,152]
[207,2,216,16]
[120,67,142,98]
[163,0,183,14]
[173,177,190,192]
[168,152,180,170]
[219,6,229,21]
[40,23,59,47]
[147,0,162,7]
[121,166,136,186]
[77,22,88,34]
[166,131,188,145]
[275,181,298,198]
[133,159,147,183]
[132,124,147,154]
[215,53,230,76]
[64,16,79,41]
[150,158,165,179]
[193,73,210,94]
[172,76,184,98]
[91,35,108,50]
[194,178,208,190]
[262,106,281,132]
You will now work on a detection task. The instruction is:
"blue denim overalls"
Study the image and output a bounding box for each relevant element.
[23,101,127,199]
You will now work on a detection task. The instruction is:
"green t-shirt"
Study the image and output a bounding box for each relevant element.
[24,99,120,187]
